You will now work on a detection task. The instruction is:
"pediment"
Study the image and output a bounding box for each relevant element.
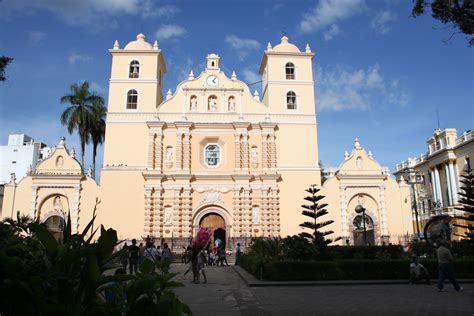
[337,141,383,176]
[35,138,82,176]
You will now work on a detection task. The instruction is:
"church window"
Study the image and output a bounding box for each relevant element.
[126,89,138,109]
[286,91,296,110]
[205,144,220,167]
[285,62,295,80]
[129,60,140,78]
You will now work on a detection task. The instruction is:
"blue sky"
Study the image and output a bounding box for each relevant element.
[0,0,473,181]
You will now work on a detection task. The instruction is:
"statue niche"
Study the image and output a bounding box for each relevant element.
[208,95,218,111]
[190,95,197,112]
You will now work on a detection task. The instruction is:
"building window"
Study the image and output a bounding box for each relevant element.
[285,62,295,80]
[129,60,140,78]
[465,157,471,172]
[287,91,297,109]
[205,144,220,167]
[126,89,138,109]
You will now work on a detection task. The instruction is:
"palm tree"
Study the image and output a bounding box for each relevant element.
[89,99,107,179]
[60,81,103,168]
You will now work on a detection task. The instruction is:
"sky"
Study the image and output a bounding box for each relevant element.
[0,0,473,182]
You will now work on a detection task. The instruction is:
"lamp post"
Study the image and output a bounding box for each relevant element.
[407,173,424,238]
[355,205,367,246]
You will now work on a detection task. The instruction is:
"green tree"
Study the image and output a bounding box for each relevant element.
[60,81,104,168]
[299,184,340,248]
[89,98,107,179]
[0,56,13,81]
[412,0,474,46]
[453,169,474,241]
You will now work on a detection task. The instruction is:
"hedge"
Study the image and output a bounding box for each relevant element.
[241,256,474,281]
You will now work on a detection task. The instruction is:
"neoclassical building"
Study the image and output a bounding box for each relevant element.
[394,128,474,239]
[321,139,412,245]
[2,34,414,249]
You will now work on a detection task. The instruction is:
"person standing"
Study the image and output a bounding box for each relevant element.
[138,242,145,267]
[436,241,462,292]
[128,239,140,274]
[144,242,158,272]
[235,243,242,266]
[120,242,129,271]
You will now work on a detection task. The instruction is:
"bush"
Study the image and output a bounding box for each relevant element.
[242,258,474,281]
[280,235,318,261]
[327,245,405,260]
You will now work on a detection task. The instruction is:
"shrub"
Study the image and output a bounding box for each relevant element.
[280,235,318,261]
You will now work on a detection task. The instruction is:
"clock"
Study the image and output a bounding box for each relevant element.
[207,75,219,87]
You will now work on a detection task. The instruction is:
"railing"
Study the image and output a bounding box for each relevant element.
[455,130,473,145]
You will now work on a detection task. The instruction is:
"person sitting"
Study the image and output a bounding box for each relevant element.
[409,257,430,284]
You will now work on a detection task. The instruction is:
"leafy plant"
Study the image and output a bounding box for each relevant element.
[453,169,474,241]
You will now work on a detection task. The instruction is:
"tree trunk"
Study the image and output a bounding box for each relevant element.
[92,141,97,180]
[80,134,85,169]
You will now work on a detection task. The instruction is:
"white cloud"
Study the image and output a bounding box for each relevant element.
[225,35,261,61]
[316,64,409,111]
[323,24,340,41]
[242,68,260,84]
[155,24,186,41]
[371,10,397,34]
[68,53,93,64]
[89,81,106,95]
[1,0,180,30]
[300,0,366,39]
[28,31,46,45]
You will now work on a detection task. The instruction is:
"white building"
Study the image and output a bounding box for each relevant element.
[0,134,49,184]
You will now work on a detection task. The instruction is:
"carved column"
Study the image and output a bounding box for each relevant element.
[144,186,154,236]
[172,189,182,236]
[242,133,249,170]
[242,189,252,236]
[448,161,458,204]
[270,188,280,236]
[30,185,39,220]
[176,133,183,171]
[262,135,268,170]
[232,188,242,237]
[269,134,277,170]
[183,132,191,172]
[261,188,270,236]
[152,188,163,237]
[182,188,193,237]
[379,185,389,243]
[444,163,453,206]
[71,185,80,234]
[339,185,349,243]
[433,167,443,207]
[234,134,241,170]
[147,133,156,170]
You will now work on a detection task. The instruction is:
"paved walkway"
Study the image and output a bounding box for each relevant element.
[172,264,474,316]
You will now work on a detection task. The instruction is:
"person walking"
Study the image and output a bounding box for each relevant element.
[161,242,172,266]
[436,241,462,292]
[128,239,140,274]
[197,248,208,283]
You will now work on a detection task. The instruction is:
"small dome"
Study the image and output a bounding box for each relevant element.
[124,33,153,50]
[273,36,301,53]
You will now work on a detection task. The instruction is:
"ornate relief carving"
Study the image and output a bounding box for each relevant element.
[56,156,64,168]
[251,146,258,168]
[228,96,236,112]
[190,95,197,111]
[165,146,174,168]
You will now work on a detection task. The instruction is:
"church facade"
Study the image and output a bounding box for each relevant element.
[2,34,413,249]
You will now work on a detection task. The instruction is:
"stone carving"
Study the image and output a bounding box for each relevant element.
[190,96,197,111]
[356,157,363,169]
[208,96,218,111]
[54,196,63,211]
[357,195,365,206]
[56,156,64,168]
[164,207,172,225]
[165,146,174,168]
[252,207,260,224]
[251,147,258,167]
[228,96,236,111]
[205,190,220,203]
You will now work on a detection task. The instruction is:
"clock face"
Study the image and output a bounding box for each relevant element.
[207,75,219,87]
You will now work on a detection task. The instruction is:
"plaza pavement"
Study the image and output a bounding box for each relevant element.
[172,263,474,316]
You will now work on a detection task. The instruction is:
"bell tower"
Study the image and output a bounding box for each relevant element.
[259,36,315,115]
[107,33,167,113]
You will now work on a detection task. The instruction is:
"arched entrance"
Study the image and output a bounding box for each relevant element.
[200,213,226,249]
[44,215,66,243]
[352,214,375,246]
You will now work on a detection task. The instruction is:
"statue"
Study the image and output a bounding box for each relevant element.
[166,147,173,162]
[251,147,258,164]
[164,207,172,225]
[54,196,63,211]
[357,195,365,206]
[228,97,236,111]
[208,96,218,111]
[356,157,363,169]
[190,96,197,111]
[252,207,260,224]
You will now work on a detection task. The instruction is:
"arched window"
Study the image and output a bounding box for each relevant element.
[205,144,220,167]
[285,62,295,80]
[287,91,296,110]
[126,89,138,109]
[129,60,140,78]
